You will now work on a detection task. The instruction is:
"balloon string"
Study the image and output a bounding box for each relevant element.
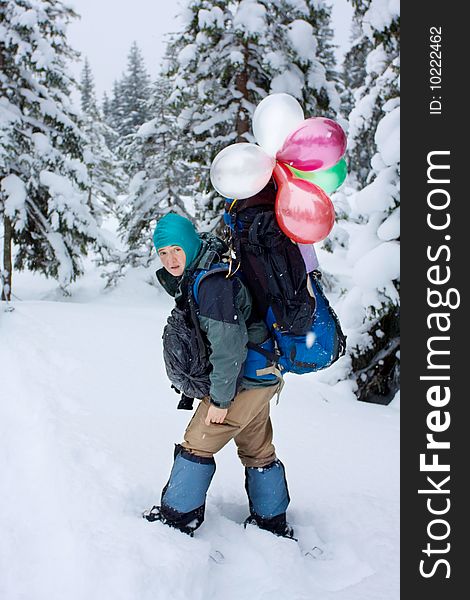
[226,198,240,279]
[226,257,241,278]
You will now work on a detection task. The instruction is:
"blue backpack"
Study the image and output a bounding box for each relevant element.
[265,271,344,374]
[223,180,346,376]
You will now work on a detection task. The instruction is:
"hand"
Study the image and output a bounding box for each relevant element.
[205,405,228,426]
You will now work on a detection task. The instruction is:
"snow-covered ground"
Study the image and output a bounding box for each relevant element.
[1,268,399,600]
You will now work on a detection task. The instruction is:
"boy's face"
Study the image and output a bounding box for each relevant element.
[158,245,186,277]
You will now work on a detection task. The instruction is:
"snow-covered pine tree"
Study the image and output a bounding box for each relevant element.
[341,16,372,122]
[101,80,125,152]
[165,0,340,229]
[115,42,151,140]
[80,57,98,115]
[106,80,123,134]
[100,91,117,149]
[79,59,126,216]
[102,92,111,120]
[337,0,400,403]
[114,73,186,277]
[164,1,251,228]
[0,0,113,299]
[341,2,376,186]
[310,1,338,88]
[266,0,340,117]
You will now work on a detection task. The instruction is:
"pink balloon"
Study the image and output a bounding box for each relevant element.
[273,162,335,244]
[276,117,347,171]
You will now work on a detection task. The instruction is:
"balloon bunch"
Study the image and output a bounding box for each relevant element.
[210,93,347,244]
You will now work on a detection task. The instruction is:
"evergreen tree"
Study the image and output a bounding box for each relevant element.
[107,80,124,134]
[345,0,398,187]
[340,18,373,120]
[312,2,338,85]
[102,92,111,120]
[165,0,340,228]
[110,74,184,281]
[0,0,113,299]
[335,0,400,403]
[101,82,123,151]
[101,91,117,149]
[80,57,98,116]
[111,0,341,277]
[79,59,126,216]
[269,0,340,116]
[115,42,151,139]
[0,100,19,302]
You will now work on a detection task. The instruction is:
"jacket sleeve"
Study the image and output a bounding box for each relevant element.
[197,274,251,408]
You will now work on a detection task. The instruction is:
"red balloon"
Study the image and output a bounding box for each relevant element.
[273,162,335,244]
[276,117,347,171]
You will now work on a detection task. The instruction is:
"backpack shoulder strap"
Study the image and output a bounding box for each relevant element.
[192,264,232,307]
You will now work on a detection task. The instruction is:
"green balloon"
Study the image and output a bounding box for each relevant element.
[289,158,348,194]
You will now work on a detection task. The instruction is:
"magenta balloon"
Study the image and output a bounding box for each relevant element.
[273,162,335,244]
[276,117,347,172]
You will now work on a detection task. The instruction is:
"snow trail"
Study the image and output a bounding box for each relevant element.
[1,291,398,600]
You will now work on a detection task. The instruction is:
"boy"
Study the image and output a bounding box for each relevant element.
[144,213,293,538]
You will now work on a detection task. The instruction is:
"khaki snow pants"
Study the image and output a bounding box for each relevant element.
[181,383,280,468]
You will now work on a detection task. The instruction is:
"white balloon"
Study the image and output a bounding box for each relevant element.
[252,93,304,157]
[210,143,275,200]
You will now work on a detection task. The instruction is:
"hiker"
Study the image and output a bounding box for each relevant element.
[144,212,293,538]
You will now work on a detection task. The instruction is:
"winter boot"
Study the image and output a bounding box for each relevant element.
[142,505,197,536]
[144,444,215,535]
[243,513,296,539]
[244,459,294,539]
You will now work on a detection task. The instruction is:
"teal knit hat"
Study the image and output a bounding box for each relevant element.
[153,213,202,269]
